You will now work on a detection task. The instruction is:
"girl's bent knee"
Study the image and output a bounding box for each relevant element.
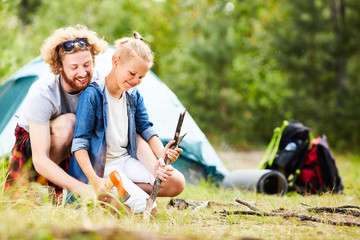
[167,173,186,197]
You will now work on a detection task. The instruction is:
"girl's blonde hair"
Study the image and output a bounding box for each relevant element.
[41,24,108,75]
[113,32,154,67]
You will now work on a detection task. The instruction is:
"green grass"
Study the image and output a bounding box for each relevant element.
[0,153,359,240]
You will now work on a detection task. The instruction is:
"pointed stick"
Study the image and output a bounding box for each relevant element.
[143,109,187,219]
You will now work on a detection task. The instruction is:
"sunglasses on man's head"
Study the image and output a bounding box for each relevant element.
[58,38,90,52]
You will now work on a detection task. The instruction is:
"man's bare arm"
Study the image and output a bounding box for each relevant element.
[29,120,94,197]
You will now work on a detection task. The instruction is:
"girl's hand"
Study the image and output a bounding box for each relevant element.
[153,158,174,182]
[93,177,112,202]
[159,140,183,163]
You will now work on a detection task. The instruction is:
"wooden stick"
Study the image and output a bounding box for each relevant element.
[227,198,360,227]
[301,202,360,217]
[306,207,360,217]
[301,203,360,210]
[235,198,261,212]
[143,109,187,219]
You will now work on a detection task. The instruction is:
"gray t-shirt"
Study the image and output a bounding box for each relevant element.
[18,70,100,131]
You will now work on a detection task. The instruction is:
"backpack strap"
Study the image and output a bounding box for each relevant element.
[258,120,289,169]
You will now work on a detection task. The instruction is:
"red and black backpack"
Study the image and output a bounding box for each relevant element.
[259,120,343,194]
[295,135,343,194]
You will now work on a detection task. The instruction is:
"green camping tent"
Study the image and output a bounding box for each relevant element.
[0,46,228,183]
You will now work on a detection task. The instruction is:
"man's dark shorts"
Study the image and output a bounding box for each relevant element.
[4,125,69,195]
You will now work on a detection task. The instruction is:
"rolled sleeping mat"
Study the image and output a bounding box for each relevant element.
[222,169,288,195]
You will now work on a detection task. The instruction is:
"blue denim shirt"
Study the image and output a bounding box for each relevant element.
[67,76,157,183]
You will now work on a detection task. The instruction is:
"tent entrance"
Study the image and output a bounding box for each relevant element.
[0,76,38,133]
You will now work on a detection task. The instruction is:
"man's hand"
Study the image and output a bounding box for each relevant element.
[74,184,97,199]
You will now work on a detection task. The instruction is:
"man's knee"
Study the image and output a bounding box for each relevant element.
[50,113,76,145]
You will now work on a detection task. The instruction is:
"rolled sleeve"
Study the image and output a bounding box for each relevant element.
[141,127,158,142]
[71,137,90,154]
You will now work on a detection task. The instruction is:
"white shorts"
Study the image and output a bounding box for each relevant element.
[104,155,157,213]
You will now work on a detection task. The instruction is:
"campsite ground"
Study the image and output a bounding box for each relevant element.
[1,150,359,240]
[217,149,263,169]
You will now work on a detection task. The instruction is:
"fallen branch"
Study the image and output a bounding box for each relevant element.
[221,198,360,227]
[302,204,360,217]
[307,207,360,217]
[301,203,360,210]
[235,198,261,212]
[143,109,187,220]
[334,205,360,210]
[168,198,238,211]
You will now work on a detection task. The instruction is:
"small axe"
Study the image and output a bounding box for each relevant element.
[105,170,130,202]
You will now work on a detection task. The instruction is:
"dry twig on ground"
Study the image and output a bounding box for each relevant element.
[301,203,360,217]
[218,198,360,227]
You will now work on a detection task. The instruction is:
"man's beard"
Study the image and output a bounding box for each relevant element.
[62,71,92,93]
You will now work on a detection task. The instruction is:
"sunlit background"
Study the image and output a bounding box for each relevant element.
[1,0,359,152]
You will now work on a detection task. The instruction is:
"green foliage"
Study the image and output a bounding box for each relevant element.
[160,0,287,147]
[0,0,34,84]
[0,0,360,151]
[271,0,360,150]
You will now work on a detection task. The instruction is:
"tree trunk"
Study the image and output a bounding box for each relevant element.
[330,0,347,108]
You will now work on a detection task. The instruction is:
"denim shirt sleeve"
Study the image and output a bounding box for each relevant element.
[71,86,99,154]
[133,89,157,141]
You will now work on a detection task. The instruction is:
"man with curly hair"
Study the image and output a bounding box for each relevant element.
[4,25,108,198]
